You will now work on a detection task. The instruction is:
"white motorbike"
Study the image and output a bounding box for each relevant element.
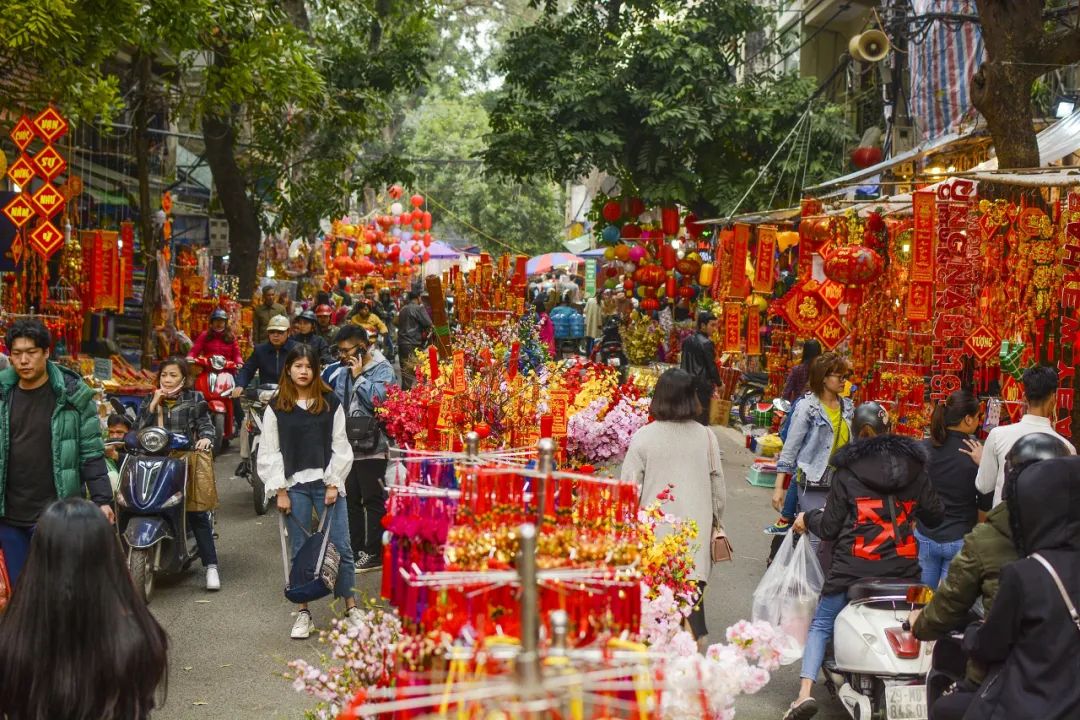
[823,580,934,720]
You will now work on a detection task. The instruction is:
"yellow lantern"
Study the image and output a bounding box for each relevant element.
[698,262,714,286]
[777,231,800,251]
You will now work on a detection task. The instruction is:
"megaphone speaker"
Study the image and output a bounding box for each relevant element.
[848,30,890,63]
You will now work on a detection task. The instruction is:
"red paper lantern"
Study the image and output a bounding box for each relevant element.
[334,256,355,274]
[422,251,431,262]
[665,276,676,297]
[660,245,676,271]
[823,245,884,286]
[410,193,424,208]
[851,146,883,169]
[675,258,700,276]
[640,298,660,313]
[684,212,702,238]
[422,235,432,247]
[660,206,680,236]
[602,200,622,223]
[623,279,635,292]
[388,184,404,200]
[622,224,643,241]
[678,285,696,299]
[604,264,619,278]
[628,197,646,217]
[354,257,375,276]
[634,264,667,288]
[422,211,432,230]
[411,242,422,254]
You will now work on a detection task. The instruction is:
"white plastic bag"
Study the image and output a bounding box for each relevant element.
[751,532,825,664]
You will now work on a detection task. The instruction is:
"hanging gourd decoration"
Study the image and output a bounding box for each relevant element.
[602,200,622,223]
[823,245,884,286]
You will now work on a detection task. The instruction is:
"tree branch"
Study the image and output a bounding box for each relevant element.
[1041,26,1080,67]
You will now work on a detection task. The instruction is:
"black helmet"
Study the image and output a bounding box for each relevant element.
[1005,432,1071,468]
[297,310,317,324]
[210,308,228,322]
[852,401,890,438]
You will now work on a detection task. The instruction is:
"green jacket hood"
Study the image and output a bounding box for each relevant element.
[0,363,94,410]
[986,503,1012,539]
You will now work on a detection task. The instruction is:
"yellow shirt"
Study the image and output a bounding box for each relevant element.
[350,314,388,336]
[825,402,849,453]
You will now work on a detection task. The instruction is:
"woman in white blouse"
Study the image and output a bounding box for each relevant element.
[256,344,359,639]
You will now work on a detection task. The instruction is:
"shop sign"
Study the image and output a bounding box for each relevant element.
[29,219,64,259]
[31,145,66,181]
[584,260,596,297]
[6,155,35,187]
[1,193,35,229]
[753,225,776,293]
[9,116,35,151]
[30,182,64,218]
[964,325,1000,361]
[32,107,68,143]
[814,313,848,351]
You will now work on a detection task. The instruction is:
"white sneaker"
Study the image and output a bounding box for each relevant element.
[205,565,221,591]
[345,606,365,630]
[291,610,314,639]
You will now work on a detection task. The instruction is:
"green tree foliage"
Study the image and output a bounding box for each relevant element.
[484,0,853,215]
[401,91,564,256]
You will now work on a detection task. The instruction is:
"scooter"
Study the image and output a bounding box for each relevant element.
[114,426,201,603]
[240,383,278,516]
[191,354,238,454]
[735,370,769,425]
[823,581,935,720]
[591,318,628,381]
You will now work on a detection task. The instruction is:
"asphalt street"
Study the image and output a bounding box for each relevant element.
[151,428,847,720]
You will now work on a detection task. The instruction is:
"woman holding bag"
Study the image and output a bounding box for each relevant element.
[783,402,944,720]
[257,344,361,639]
[137,357,221,591]
[621,368,726,647]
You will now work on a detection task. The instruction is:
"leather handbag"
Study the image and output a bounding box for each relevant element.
[711,525,734,563]
[343,373,383,455]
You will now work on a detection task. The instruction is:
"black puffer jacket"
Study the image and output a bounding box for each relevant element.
[963,456,1080,720]
[805,433,945,595]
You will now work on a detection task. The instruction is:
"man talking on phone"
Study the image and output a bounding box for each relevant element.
[322,325,394,573]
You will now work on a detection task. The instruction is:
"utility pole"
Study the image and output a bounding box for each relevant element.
[133,51,158,369]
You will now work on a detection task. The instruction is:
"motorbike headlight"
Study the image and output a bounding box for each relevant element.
[138,427,170,453]
[162,491,184,508]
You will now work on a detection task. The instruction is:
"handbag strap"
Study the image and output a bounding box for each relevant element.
[278,513,292,585]
[279,503,334,584]
[343,368,353,415]
[1031,553,1080,633]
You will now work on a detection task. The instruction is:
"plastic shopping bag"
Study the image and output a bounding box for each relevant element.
[751,532,825,664]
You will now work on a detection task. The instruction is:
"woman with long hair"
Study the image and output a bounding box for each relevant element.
[534,297,557,358]
[256,344,360,639]
[919,389,988,588]
[770,353,854,534]
[136,357,220,591]
[621,368,726,646]
[0,497,169,719]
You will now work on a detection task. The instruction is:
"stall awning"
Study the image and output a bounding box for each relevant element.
[804,129,973,194]
[973,108,1080,170]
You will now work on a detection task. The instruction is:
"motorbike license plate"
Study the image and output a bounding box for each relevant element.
[885,685,927,720]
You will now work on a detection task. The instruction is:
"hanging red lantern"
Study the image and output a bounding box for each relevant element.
[660,206,680,236]
[388,245,401,259]
[678,285,697,300]
[388,184,404,200]
[640,297,660,313]
[823,245,884,286]
[411,242,422,254]
[675,257,700,276]
[634,264,667,288]
[334,256,355,275]
[628,197,646,218]
[422,235,432,247]
[604,264,619,278]
[602,200,622,223]
[684,212,702,238]
[422,251,431,262]
[851,146,883,169]
[660,245,676,271]
[665,276,676,298]
[354,256,375,276]
[621,223,642,240]
[422,211,432,230]
[412,220,423,232]
[623,279,635,292]
[410,193,424,208]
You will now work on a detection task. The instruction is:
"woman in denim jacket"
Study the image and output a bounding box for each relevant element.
[773,353,854,523]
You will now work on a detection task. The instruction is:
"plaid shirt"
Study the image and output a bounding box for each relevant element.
[137,390,215,442]
[782,363,810,402]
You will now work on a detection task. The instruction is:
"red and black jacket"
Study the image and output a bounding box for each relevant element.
[805,433,945,596]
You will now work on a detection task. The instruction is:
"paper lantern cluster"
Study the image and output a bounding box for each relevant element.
[326,186,435,279]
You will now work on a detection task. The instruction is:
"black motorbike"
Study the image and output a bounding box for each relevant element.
[735,370,769,425]
[240,384,278,515]
[590,317,628,381]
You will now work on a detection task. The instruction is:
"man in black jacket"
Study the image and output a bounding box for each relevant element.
[396,290,432,390]
[783,403,945,720]
[680,311,722,425]
[231,315,295,476]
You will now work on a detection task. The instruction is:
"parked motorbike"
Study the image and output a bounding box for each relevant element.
[590,318,628,381]
[823,581,935,720]
[240,383,278,516]
[114,427,202,603]
[735,370,769,425]
[191,354,238,454]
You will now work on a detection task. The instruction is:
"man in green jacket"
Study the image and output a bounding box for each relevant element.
[0,320,113,586]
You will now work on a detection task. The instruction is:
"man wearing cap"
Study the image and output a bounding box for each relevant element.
[252,285,287,345]
[232,315,295,476]
[314,304,336,342]
[292,309,332,364]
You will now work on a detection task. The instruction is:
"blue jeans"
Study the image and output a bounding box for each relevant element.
[187,511,218,567]
[801,591,849,682]
[915,528,964,589]
[287,481,355,601]
[780,480,799,520]
[0,520,34,588]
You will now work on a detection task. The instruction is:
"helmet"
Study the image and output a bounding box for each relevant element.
[315,304,332,317]
[210,308,228,322]
[1005,432,1071,468]
[852,401,890,438]
[298,310,317,324]
[267,315,290,333]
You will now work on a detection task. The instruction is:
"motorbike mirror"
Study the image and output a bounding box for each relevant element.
[906,585,934,605]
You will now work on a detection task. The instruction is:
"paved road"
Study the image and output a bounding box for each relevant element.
[152,429,847,720]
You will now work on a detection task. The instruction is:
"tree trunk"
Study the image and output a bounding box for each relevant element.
[971,62,1040,169]
[134,52,159,369]
[203,111,262,300]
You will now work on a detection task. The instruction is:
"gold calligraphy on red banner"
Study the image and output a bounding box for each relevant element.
[753,226,777,294]
[731,224,749,298]
[723,302,742,353]
[911,191,935,283]
[746,311,761,355]
[549,390,569,437]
